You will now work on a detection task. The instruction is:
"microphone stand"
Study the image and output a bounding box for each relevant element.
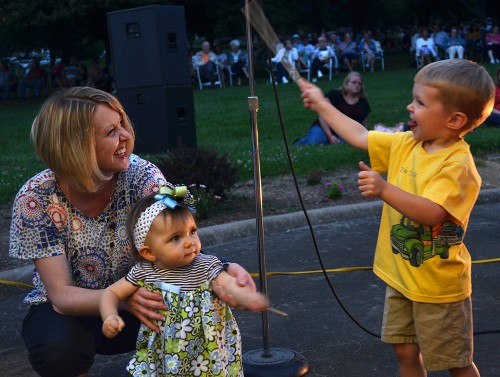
[241,1,309,376]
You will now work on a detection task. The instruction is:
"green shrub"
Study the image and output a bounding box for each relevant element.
[306,171,322,185]
[154,146,238,198]
[188,184,221,221]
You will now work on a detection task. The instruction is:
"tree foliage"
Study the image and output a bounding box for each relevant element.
[0,0,498,61]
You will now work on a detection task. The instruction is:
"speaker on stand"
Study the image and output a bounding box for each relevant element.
[107,5,196,154]
[116,85,195,154]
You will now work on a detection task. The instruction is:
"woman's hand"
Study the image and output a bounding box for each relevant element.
[126,287,167,333]
[226,263,256,290]
[212,271,268,312]
[212,263,258,309]
[328,134,341,144]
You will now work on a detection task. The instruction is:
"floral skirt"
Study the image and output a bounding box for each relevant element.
[127,281,243,377]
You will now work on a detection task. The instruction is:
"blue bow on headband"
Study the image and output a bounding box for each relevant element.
[154,186,196,213]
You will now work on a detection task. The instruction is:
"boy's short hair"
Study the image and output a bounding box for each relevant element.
[415,60,494,132]
[31,87,135,192]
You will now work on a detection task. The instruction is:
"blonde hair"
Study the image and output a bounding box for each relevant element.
[340,71,366,98]
[31,87,135,192]
[415,60,495,132]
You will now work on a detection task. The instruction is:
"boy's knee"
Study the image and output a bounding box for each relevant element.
[393,343,421,363]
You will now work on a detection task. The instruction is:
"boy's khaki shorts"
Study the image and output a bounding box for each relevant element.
[381,285,473,371]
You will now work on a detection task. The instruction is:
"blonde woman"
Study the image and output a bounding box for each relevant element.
[295,71,370,145]
[10,87,256,377]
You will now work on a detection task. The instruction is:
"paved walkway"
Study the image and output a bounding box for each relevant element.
[1,190,499,376]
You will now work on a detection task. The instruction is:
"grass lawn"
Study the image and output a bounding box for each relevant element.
[1,52,499,206]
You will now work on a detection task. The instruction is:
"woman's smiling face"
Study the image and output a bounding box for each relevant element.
[94,104,132,179]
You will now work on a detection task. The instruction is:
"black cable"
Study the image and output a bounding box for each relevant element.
[261,12,380,339]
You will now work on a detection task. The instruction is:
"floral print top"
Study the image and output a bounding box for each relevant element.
[9,154,168,306]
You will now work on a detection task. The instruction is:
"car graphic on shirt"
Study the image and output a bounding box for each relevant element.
[390,216,464,267]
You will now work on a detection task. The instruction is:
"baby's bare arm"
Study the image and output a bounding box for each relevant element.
[212,271,268,311]
[99,278,138,338]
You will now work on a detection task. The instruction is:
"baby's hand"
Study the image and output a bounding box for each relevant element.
[102,314,125,338]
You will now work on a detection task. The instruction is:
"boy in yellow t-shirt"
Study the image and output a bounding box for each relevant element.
[299,59,494,376]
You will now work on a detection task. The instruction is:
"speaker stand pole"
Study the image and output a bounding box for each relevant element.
[241,1,309,376]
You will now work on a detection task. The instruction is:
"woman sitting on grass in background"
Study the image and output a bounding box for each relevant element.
[294,71,370,145]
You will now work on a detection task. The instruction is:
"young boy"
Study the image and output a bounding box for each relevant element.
[299,59,494,376]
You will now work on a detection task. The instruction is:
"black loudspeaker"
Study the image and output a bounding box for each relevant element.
[107,5,190,89]
[117,85,196,154]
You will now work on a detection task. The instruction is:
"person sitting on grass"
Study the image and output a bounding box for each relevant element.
[294,71,370,145]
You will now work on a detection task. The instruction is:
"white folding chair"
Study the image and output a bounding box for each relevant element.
[227,64,248,87]
[227,65,236,87]
[361,42,385,72]
[194,63,223,91]
[325,56,338,80]
[298,59,311,81]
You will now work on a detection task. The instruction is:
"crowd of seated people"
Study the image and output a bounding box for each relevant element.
[408,18,500,68]
[0,54,116,101]
[192,39,250,87]
[186,16,500,90]
[273,29,388,82]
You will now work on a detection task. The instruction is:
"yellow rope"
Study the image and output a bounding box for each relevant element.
[249,257,500,278]
[0,279,35,289]
[2,258,499,288]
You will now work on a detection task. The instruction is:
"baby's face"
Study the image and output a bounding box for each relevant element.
[145,213,201,270]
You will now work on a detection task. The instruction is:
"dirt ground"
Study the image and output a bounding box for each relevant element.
[199,156,500,226]
[1,157,499,271]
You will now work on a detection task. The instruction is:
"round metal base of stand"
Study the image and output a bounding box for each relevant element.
[243,347,309,377]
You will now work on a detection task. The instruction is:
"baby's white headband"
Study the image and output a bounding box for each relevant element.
[132,186,196,250]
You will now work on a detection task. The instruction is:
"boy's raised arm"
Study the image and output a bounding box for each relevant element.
[298,79,369,150]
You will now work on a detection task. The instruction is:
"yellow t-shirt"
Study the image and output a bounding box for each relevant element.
[368,131,481,303]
